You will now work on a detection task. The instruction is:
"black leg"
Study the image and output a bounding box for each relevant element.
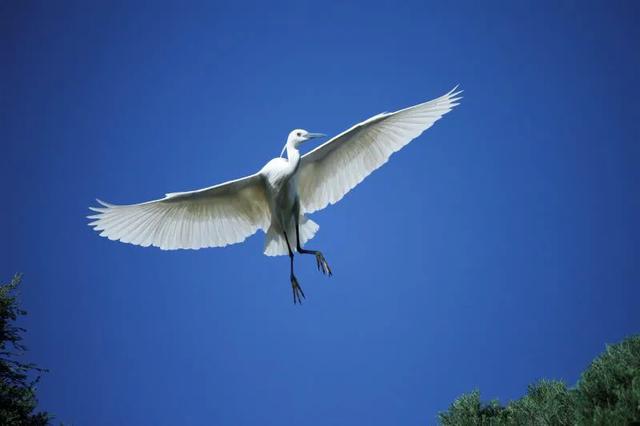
[283,231,305,304]
[295,216,332,276]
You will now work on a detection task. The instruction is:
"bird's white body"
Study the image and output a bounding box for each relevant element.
[262,152,300,229]
[259,136,321,256]
[89,88,462,259]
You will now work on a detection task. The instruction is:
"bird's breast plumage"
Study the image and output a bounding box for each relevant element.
[260,157,300,227]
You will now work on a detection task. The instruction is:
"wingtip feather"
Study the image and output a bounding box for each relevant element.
[96,198,117,208]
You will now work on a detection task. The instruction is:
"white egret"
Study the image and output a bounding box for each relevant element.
[89,87,462,303]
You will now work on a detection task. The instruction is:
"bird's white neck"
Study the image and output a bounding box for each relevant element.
[285,142,301,173]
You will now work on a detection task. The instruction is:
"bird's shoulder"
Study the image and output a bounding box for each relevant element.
[260,157,289,174]
[259,157,295,189]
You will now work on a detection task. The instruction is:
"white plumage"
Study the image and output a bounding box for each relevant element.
[298,88,461,214]
[89,174,269,250]
[89,87,461,302]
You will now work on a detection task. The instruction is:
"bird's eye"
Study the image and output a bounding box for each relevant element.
[297,132,301,137]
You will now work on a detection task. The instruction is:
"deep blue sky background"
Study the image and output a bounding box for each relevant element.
[2,1,639,424]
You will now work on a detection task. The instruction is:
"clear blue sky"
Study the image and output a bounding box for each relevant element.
[2,1,639,424]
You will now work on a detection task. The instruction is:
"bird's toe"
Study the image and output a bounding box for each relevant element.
[315,252,332,276]
[291,275,305,304]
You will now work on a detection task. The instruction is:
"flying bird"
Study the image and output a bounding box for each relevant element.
[89,87,462,303]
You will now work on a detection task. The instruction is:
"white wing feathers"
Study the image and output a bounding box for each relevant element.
[297,87,462,214]
[88,173,270,250]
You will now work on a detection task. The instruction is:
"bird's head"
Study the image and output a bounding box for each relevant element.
[281,129,326,157]
[287,129,326,147]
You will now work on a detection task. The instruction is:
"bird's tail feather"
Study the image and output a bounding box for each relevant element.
[263,216,319,256]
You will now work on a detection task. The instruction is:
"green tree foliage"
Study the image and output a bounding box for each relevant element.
[0,274,51,425]
[439,336,640,425]
[575,336,640,424]
[502,380,575,425]
[438,391,505,425]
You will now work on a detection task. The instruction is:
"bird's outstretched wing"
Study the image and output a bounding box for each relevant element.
[297,87,462,214]
[88,173,269,250]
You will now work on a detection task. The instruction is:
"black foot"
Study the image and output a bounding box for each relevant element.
[315,252,332,276]
[291,275,305,304]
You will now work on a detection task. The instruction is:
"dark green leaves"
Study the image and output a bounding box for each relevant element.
[0,274,52,426]
[439,336,640,425]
